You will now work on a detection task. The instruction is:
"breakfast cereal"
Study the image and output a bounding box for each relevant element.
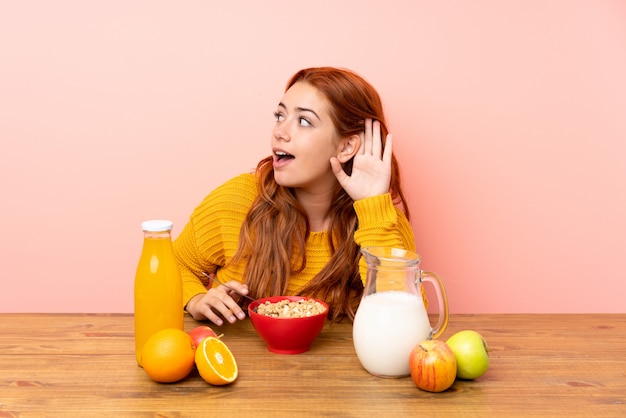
[256,299,326,318]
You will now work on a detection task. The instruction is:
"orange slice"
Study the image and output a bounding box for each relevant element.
[195,336,238,385]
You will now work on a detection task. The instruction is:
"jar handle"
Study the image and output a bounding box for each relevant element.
[420,271,449,339]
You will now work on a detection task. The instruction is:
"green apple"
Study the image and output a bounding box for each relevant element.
[446,330,490,379]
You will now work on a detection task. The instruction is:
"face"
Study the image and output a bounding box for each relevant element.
[271,82,346,194]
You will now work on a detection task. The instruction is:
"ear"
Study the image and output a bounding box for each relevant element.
[336,134,360,163]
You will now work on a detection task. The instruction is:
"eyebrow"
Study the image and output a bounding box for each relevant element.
[278,102,321,121]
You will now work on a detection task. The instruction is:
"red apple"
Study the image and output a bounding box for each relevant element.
[188,326,217,351]
[409,339,457,392]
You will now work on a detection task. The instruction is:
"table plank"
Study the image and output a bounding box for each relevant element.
[1,314,625,417]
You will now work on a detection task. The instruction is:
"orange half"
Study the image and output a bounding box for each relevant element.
[195,336,238,385]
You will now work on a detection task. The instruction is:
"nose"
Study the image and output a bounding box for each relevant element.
[273,122,291,142]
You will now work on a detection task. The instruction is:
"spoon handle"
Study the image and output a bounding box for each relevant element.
[201,271,255,302]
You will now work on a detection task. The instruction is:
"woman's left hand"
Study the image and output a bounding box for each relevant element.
[330,118,392,201]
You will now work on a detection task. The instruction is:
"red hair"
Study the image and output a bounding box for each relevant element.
[233,67,410,321]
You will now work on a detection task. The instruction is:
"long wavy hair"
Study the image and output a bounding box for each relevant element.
[232,67,410,322]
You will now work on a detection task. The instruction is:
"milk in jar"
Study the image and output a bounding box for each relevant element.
[352,290,430,377]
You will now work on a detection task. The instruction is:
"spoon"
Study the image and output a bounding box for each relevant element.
[201,271,256,303]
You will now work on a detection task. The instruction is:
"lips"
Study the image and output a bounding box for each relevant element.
[273,150,295,168]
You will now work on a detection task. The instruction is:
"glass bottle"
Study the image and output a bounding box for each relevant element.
[134,220,183,366]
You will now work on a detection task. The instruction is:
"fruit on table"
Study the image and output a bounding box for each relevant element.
[141,328,195,383]
[409,339,457,392]
[195,336,239,385]
[446,330,490,379]
[188,325,218,351]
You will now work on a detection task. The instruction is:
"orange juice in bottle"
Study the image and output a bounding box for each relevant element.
[134,220,183,366]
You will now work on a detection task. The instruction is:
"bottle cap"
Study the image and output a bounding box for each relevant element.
[141,220,173,232]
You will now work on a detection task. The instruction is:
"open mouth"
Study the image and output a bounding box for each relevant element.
[274,151,295,162]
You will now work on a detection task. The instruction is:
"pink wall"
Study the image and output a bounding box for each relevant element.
[1,1,624,313]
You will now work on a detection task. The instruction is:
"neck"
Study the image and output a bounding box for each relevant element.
[295,187,335,232]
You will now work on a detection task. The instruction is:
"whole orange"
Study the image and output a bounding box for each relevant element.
[141,328,195,383]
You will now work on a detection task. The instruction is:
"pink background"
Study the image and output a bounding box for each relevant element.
[1,1,624,313]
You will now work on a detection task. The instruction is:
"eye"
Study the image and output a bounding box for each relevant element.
[299,117,312,127]
[273,111,285,122]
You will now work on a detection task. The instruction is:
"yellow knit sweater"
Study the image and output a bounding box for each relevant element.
[173,173,416,307]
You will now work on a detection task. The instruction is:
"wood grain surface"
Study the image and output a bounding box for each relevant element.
[1,313,624,417]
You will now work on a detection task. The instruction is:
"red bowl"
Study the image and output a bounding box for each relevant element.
[248,296,329,354]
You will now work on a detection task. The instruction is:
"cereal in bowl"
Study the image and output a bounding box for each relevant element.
[256,299,326,318]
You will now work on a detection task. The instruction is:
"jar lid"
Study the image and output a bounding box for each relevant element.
[141,220,173,232]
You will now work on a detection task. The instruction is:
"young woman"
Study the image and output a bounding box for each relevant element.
[174,67,415,326]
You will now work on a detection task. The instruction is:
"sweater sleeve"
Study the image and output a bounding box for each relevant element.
[353,193,415,250]
[173,173,257,308]
[173,218,212,309]
[353,193,416,285]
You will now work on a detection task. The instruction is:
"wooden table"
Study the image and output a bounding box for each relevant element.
[1,314,625,417]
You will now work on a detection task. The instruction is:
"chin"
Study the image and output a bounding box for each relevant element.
[273,173,294,188]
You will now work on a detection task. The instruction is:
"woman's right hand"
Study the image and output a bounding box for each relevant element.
[331,118,392,201]
[185,281,250,326]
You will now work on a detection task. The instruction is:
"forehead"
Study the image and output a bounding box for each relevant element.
[280,82,330,114]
